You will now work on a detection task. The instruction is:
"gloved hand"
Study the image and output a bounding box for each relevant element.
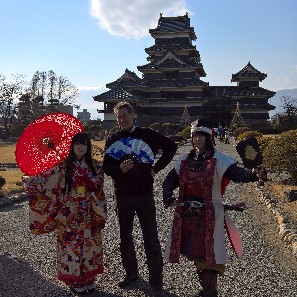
[99,221,105,229]
[253,166,268,186]
[167,197,175,207]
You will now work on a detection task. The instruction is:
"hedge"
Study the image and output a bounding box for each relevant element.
[263,129,297,180]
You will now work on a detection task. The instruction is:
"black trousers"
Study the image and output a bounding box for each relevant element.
[116,192,163,284]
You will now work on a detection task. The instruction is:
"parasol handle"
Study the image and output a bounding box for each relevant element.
[37,138,67,164]
[47,142,55,149]
[47,141,66,160]
[47,141,74,171]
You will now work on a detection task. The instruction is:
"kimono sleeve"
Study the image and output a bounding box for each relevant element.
[89,162,107,226]
[23,164,64,235]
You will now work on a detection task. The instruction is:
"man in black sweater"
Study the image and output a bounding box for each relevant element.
[103,101,178,291]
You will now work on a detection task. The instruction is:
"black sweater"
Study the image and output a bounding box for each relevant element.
[103,126,178,195]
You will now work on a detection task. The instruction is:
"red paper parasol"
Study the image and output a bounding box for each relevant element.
[15,112,84,175]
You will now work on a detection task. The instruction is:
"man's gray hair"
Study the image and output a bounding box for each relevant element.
[113,101,134,114]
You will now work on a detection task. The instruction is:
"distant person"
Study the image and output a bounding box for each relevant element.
[103,101,177,291]
[23,132,107,294]
[211,127,216,146]
[162,119,266,297]
[214,127,218,138]
[218,125,223,142]
[224,127,230,144]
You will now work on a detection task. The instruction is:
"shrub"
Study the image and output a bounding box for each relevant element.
[236,131,274,154]
[110,125,118,133]
[152,123,185,136]
[180,126,191,140]
[236,130,262,142]
[248,120,275,134]
[149,123,162,132]
[263,129,297,180]
[169,134,184,144]
[257,136,273,153]
[233,126,251,140]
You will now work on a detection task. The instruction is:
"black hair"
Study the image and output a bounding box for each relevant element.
[64,132,96,194]
[190,118,214,152]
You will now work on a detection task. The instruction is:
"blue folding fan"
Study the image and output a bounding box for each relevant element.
[105,137,154,165]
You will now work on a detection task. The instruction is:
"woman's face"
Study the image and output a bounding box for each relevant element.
[192,132,207,150]
[73,142,88,160]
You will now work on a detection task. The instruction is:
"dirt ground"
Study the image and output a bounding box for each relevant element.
[242,182,297,272]
[264,182,297,228]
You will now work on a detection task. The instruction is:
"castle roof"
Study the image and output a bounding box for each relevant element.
[144,79,208,89]
[232,62,267,82]
[145,44,198,54]
[138,51,206,76]
[93,86,144,102]
[224,87,275,97]
[149,13,196,40]
[209,86,275,98]
[106,68,142,89]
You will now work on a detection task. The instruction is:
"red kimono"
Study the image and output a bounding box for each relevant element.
[23,159,107,287]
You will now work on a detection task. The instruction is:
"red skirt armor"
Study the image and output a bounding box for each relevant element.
[178,158,217,264]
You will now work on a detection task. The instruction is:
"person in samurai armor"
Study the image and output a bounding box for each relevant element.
[23,132,107,294]
[162,119,266,297]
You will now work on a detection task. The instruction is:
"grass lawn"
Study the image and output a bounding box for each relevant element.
[0,140,105,196]
[0,142,17,163]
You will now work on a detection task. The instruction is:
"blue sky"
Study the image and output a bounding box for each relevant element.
[1,0,297,119]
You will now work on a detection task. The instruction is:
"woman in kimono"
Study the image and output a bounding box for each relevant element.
[23,132,107,294]
[162,119,266,297]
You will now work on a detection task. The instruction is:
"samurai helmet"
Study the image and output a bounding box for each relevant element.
[190,119,212,136]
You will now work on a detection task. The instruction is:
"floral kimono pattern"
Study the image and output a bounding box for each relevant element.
[23,159,107,287]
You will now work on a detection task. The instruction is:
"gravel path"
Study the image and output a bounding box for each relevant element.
[1,141,297,297]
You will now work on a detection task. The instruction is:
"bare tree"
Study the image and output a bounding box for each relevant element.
[271,96,297,132]
[0,74,26,136]
[30,71,40,98]
[0,70,80,137]
[40,71,47,99]
[47,70,57,102]
[29,70,79,107]
[281,96,297,118]
[56,75,79,105]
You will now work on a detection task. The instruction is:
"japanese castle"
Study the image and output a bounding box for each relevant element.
[94,13,275,128]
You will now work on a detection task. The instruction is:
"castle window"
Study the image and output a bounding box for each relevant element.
[165,71,179,78]
[161,91,186,99]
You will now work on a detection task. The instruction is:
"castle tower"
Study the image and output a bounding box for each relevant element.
[93,15,275,129]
